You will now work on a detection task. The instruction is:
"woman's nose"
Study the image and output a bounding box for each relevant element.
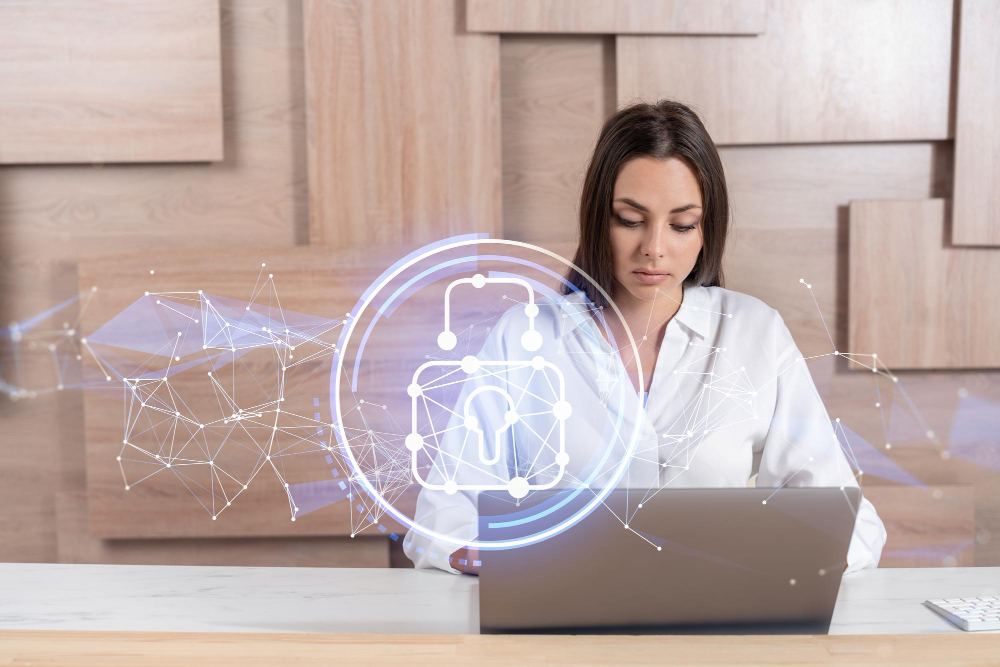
[640,223,666,258]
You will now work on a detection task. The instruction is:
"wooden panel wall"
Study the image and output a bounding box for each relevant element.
[617,0,953,145]
[304,0,501,250]
[0,0,223,164]
[951,0,1000,245]
[467,0,766,34]
[1,0,998,570]
[0,0,321,566]
[848,199,1000,369]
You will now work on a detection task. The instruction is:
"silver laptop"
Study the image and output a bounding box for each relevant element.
[478,487,861,634]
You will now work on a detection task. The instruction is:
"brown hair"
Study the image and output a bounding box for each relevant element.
[564,99,730,308]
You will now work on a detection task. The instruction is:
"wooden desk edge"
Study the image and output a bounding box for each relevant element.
[1,629,999,665]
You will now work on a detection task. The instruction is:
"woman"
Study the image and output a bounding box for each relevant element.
[404,99,886,574]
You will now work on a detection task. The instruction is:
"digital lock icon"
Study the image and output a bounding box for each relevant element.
[405,274,571,499]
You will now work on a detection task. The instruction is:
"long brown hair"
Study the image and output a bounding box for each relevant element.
[564,99,730,308]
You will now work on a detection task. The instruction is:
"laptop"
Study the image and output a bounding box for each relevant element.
[478,487,861,634]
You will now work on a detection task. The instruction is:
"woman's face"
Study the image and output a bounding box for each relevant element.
[609,156,704,304]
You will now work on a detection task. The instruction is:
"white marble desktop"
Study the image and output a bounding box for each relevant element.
[0,563,997,635]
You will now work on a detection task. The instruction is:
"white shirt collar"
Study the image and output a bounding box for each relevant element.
[555,282,712,342]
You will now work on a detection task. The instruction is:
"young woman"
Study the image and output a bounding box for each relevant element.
[404,99,886,574]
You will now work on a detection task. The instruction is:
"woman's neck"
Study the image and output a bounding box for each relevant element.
[611,282,685,345]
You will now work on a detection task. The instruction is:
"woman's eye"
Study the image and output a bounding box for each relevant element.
[673,224,697,233]
[615,214,643,228]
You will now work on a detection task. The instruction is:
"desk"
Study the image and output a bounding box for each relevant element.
[1,564,998,665]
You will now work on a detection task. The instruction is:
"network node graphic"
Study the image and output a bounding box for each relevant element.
[332,237,645,551]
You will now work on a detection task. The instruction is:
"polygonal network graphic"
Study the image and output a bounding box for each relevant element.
[89,266,343,521]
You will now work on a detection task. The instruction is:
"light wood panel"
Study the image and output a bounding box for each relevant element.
[863,486,975,568]
[501,36,616,247]
[4,630,1000,665]
[304,0,501,250]
[76,247,420,539]
[952,0,1000,246]
[467,0,766,34]
[0,0,310,563]
[617,0,953,145]
[55,492,389,567]
[0,0,223,164]
[849,199,1000,369]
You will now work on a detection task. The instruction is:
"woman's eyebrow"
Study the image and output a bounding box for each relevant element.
[614,197,702,214]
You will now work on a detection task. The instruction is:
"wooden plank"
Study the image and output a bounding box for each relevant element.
[77,247,422,539]
[501,36,616,247]
[55,492,389,567]
[0,0,223,164]
[862,485,975,568]
[849,199,1000,369]
[952,0,1000,245]
[0,0,308,562]
[3,630,1000,665]
[467,0,766,34]
[617,0,953,145]
[304,0,501,250]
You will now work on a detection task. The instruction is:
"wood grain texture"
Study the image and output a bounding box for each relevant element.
[76,247,418,539]
[0,0,309,562]
[55,492,389,567]
[467,0,766,34]
[304,0,501,250]
[0,0,223,164]
[862,485,975,568]
[501,36,615,247]
[849,199,1000,369]
[617,0,954,145]
[3,630,1000,665]
[951,0,1000,245]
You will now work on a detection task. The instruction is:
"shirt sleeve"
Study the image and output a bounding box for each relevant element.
[755,310,887,573]
[402,321,514,573]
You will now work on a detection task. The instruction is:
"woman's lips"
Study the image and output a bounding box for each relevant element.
[632,270,670,285]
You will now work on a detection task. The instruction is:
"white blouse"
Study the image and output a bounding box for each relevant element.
[403,283,887,574]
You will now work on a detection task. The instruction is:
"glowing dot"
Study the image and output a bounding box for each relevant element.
[638,503,643,509]
[116,456,121,461]
[405,433,424,452]
[437,331,457,351]
[212,516,217,521]
[105,376,111,381]
[508,476,529,499]
[926,430,935,439]
[643,335,648,341]
[727,313,733,318]
[460,355,479,374]
[268,274,273,278]
[819,569,826,576]
[789,579,796,586]
[531,356,545,370]
[885,443,892,449]
[291,517,296,522]
[552,400,572,421]
[464,415,479,430]
[555,451,569,466]
[521,329,542,351]
[175,356,180,361]
[443,480,458,495]
[875,402,881,407]
[471,273,487,288]
[624,524,629,530]
[243,485,248,490]
[799,278,804,283]
[524,303,539,317]
[150,270,155,275]
[144,291,149,296]
[762,500,767,505]
[125,486,130,490]
[266,455,271,461]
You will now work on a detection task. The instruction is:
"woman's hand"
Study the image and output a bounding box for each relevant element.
[450,546,481,575]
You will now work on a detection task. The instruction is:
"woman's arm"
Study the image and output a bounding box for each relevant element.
[755,311,887,573]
